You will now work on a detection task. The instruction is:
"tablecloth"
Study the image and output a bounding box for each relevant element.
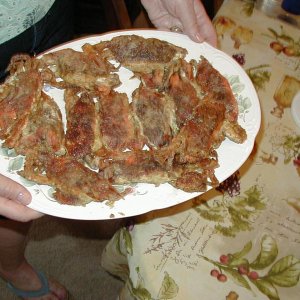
[101,1,300,299]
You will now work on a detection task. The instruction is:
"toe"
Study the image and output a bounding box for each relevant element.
[48,278,68,300]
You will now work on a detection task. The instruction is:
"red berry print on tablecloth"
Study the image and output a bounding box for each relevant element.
[210,269,220,277]
[217,273,228,282]
[248,271,259,280]
[238,265,249,275]
[200,235,300,299]
[220,254,230,265]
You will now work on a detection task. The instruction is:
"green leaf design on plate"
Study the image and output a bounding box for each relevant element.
[8,156,24,172]
[251,279,279,300]
[7,148,18,158]
[157,272,179,299]
[228,75,246,94]
[19,176,36,187]
[238,95,252,114]
[47,187,56,199]
[265,255,300,287]
[228,75,240,85]
[0,147,9,157]
[225,75,245,94]
[0,147,18,158]
[226,74,252,117]
[250,235,278,270]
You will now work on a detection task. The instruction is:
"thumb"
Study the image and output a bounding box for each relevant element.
[0,174,32,205]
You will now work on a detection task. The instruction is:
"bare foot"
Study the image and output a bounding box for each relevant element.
[0,260,68,300]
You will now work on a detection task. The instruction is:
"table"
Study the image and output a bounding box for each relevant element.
[101,1,300,299]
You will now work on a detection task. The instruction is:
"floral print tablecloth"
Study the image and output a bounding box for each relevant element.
[101,1,300,299]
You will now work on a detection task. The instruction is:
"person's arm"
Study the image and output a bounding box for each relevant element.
[141,0,217,47]
[0,174,43,222]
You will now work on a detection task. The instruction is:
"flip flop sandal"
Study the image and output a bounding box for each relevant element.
[7,271,50,298]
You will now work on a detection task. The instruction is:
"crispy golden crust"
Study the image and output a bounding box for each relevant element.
[20,153,123,205]
[98,90,144,151]
[45,155,123,205]
[0,69,43,144]
[196,56,239,122]
[13,92,65,155]
[132,86,177,149]
[86,35,187,90]
[1,36,248,205]
[41,48,120,93]
[99,150,177,185]
[167,61,202,129]
[89,35,187,71]
[64,88,101,168]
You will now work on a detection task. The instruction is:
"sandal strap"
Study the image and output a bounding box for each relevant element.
[7,271,50,298]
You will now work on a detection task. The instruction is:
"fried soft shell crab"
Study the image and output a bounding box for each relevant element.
[0,35,246,206]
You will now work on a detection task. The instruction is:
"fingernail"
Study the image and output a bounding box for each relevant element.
[195,33,204,43]
[16,192,29,205]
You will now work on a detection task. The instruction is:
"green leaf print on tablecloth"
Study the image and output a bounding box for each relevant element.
[251,254,300,300]
[201,234,300,300]
[268,129,300,175]
[241,0,256,17]
[274,134,300,165]
[157,272,179,299]
[194,185,266,237]
[144,223,189,255]
[128,268,178,300]
[246,65,271,91]
[114,227,133,257]
[266,26,300,58]
[250,235,278,270]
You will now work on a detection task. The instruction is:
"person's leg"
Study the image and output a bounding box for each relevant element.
[0,219,67,299]
[0,1,74,297]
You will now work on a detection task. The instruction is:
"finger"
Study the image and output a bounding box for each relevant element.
[0,174,32,205]
[0,196,43,222]
[175,0,217,46]
[141,0,176,30]
[193,1,218,46]
[171,0,202,38]
[152,16,179,32]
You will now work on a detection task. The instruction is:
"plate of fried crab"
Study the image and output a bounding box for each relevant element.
[0,29,261,220]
